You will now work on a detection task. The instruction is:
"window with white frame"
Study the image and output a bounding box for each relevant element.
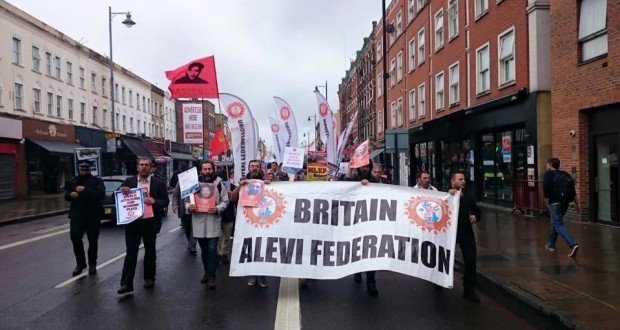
[137,93,140,109]
[47,92,53,115]
[417,0,425,12]
[449,63,460,105]
[418,83,426,117]
[130,117,134,133]
[123,115,127,131]
[56,95,62,117]
[79,67,85,89]
[115,84,119,102]
[14,83,23,109]
[418,29,425,65]
[91,72,97,91]
[143,121,146,134]
[33,88,41,112]
[80,102,86,122]
[137,119,141,133]
[436,72,445,110]
[12,38,21,65]
[32,46,40,72]
[579,0,608,61]
[45,53,52,76]
[391,101,397,128]
[102,78,106,96]
[448,0,459,39]
[93,106,98,125]
[103,109,107,127]
[377,109,383,133]
[66,62,72,84]
[122,87,126,104]
[435,10,444,50]
[389,21,395,45]
[396,11,403,35]
[390,59,396,86]
[129,90,133,107]
[408,0,415,22]
[475,0,488,18]
[408,38,416,72]
[53,56,61,79]
[397,98,403,126]
[376,40,382,60]
[397,52,403,81]
[499,29,515,85]
[477,45,490,93]
[408,90,416,120]
[68,98,73,120]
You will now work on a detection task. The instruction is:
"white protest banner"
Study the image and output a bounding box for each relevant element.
[182,103,203,144]
[273,96,299,148]
[220,93,258,183]
[230,182,460,288]
[115,188,144,225]
[178,167,200,199]
[282,146,305,173]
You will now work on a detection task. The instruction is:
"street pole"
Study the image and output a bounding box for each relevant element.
[381,0,389,171]
[109,6,115,133]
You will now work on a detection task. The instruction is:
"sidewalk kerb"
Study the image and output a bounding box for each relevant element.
[0,210,69,227]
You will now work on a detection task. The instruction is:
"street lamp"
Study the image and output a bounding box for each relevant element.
[303,131,310,149]
[109,6,136,133]
[307,115,317,148]
[314,81,328,101]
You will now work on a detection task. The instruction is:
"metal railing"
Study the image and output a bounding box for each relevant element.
[512,180,548,216]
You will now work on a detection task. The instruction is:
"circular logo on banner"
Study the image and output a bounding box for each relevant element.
[404,197,452,234]
[226,101,245,120]
[128,211,135,216]
[319,103,329,117]
[271,124,280,133]
[280,106,291,121]
[244,189,287,228]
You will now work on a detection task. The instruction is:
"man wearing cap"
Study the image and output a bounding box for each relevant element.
[64,159,105,276]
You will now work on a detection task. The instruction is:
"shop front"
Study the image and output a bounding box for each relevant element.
[0,116,22,199]
[165,140,197,170]
[22,118,81,195]
[142,138,172,183]
[75,127,114,176]
[117,136,153,176]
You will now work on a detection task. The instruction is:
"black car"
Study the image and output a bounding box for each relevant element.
[101,175,168,223]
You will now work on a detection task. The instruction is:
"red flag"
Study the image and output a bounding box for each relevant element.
[209,130,230,157]
[165,56,219,99]
[349,140,370,169]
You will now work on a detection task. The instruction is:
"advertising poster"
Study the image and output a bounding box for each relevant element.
[182,103,203,144]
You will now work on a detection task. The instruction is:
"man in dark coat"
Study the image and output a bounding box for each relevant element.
[450,171,482,303]
[64,159,105,276]
[117,157,170,294]
[345,160,380,297]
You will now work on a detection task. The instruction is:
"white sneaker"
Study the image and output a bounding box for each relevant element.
[568,244,580,257]
[544,243,555,252]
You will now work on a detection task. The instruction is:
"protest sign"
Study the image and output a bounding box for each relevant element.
[349,140,370,169]
[282,147,305,174]
[239,179,265,207]
[178,167,200,199]
[115,188,144,225]
[194,182,217,212]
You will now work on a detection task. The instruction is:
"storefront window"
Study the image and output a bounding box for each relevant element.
[440,139,471,191]
[412,141,436,187]
[481,128,526,204]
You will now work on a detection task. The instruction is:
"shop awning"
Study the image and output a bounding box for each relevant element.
[122,138,152,159]
[370,148,384,160]
[165,151,196,161]
[28,139,84,154]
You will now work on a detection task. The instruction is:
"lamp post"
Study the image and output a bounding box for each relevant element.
[303,131,310,149]
[109,6,136,133]
[314,81,328,101]
[307,115,317,149]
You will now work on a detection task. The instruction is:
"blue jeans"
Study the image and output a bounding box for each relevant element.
[197,237,219,279]
[547,204,577,248]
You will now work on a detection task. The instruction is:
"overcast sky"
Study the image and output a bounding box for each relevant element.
[9,0,380,149]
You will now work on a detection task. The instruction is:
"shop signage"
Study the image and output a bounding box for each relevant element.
[169,140,191,154]
[107,138,117,152]
[105,133,121,139]
[22,118,74,142]
[142,139,165,155]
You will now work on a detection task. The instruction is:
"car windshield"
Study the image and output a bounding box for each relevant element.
[104,180,123,192]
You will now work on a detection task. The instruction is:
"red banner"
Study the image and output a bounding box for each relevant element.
[165,56,219,99]
[209,130,230,157]
[349,140,370,169]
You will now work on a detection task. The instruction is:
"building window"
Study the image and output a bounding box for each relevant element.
[80,102,86,123]
[115,84,120,102]
[53,56,61,79]
[408,0,416,22]
[397,97,403,126]
[389,21,396,45]
[123,115,127,131]
[102,77,106,96]
[13,83,23,109]
[32,46,41,72]
[12,38,21,65]
[130,117,134,133]
[477,45,490,93]
[396,51,403,81]
[377,73,383,97]
[117,114,121,130]
[408,38,416,72]
[449,63,460,105]
[137,93,140,110]
[142,96,146,111]
[45,52,52,76]
[409,90,416,121]
[579,0,608,61]
[435,72,445,110]
[66,62,73,84]
[56,95,62,117]
[435,10,444,50]
[122,87,126,104]
[79,67,85,89]
[68,99,74,120]
[47,92,53,115]
[475,0,488,18]
[103,109,107,127]
[396,11,403,36]
[129,90,133,107]
[390,59,396,87]
[448,0,459,39]
[418,83,426,117]
[391,101,397,128]
[143,122,146,134]
[376,40,382,60]
[417,0,425,12]
[418,29,425,65]
[93,106,98,125]
[377,109,383,133]
[498,29,515,85]
[33,88,41,112]
[91,73,97,91]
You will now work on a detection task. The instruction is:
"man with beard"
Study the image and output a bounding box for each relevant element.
[117,157,169,294]
[413,170,438,191]
[231,159,272,288]
[188,160,229,289]
[344,159,380,297]
[64,159,105,276]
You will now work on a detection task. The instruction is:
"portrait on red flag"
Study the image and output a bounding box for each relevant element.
[175,62,208,84]
[166,56,219,99]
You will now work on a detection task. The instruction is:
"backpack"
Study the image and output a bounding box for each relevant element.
[551,170,576,204]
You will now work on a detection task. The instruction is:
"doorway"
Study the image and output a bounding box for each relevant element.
[594,134,619,223]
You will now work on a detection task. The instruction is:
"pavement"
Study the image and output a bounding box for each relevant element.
[0,196,618,329]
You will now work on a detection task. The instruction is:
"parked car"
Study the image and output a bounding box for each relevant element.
[101,175,168,223]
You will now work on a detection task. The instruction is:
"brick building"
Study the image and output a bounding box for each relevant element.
[550,0,619,224]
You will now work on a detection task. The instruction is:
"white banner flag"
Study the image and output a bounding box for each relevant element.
[273,96,298,148]
[314,91,337,176]
[268,116,285,164]
[220,93,257,183]
[336,111,357,168]
[182,103,203,144]
[230,182,460,288]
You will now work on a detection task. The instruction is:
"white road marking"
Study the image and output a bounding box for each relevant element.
[274,278,301,330]
[0,229,70,251]
[33,223,70,234]
[169,226,183,233]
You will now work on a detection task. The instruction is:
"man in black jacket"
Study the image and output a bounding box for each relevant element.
[450,171,482,303]
[117,157,170,294]
[345,160,380,297]
[64,160,105,276]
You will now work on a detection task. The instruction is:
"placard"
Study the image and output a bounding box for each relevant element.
[115,188,144,225]
[194,182,217,212]
[239,179,264,207]
[178,167,200,199]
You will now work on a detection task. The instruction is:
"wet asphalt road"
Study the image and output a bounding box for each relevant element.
[0,212,535,329]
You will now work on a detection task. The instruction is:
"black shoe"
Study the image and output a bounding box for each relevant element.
[200,275,208,284]
[117,285,134,294]
[208,278,216,290]
[88,266,97,274]
[72,265,86,277]
[462,291,481,303]
[144,279,155,289]
[367,282,379,297]
[353,273,362,283]
[189,246,197,256]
